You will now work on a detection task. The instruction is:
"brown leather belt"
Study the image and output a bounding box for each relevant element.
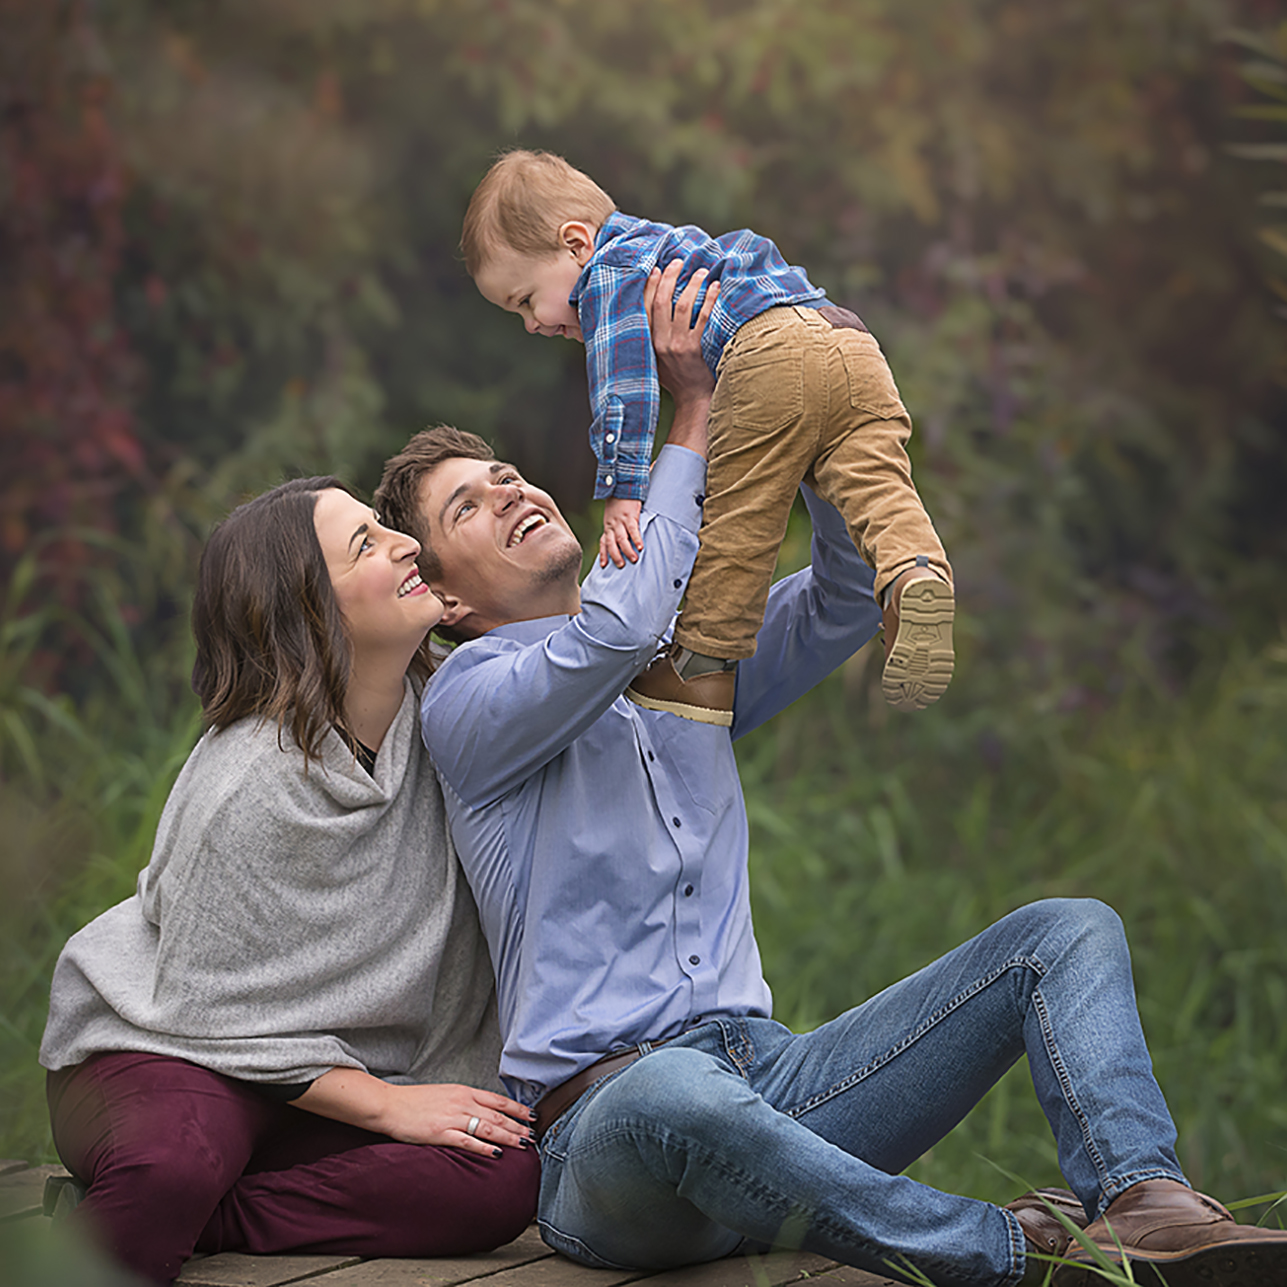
[817,304,869,333]
[534,1039,670,1141]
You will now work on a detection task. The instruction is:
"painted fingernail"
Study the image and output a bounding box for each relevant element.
[493,1147,503,1158]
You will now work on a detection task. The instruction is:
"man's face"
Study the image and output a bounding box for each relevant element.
[474,243,587,341]
[417,457,584,635]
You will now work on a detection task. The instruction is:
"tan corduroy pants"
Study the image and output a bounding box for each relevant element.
[675,305,951,661]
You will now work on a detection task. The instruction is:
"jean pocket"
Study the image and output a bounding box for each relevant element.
[727,352,805,435]
[838,332,909,420]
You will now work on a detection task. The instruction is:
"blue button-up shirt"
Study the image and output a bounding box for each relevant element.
[421,447,880,1105]
[572,212,827,501]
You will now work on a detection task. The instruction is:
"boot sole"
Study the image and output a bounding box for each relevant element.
[1055,1241,1287,1287]
[625,686,734,727]
[882,578,955,711]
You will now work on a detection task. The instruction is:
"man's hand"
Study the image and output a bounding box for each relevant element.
[646,260,718,400]
[600,496,644,569]
[646,260,717,459]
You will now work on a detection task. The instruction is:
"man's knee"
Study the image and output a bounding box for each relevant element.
[614,1046,756,1137]
[1016,896,1123,939]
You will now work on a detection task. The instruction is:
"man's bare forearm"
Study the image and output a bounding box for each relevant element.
[662,390,712,460]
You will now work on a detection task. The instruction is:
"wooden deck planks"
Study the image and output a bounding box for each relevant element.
[10,1162,904,1287]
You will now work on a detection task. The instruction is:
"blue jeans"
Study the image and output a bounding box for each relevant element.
[537,899,1184,1287]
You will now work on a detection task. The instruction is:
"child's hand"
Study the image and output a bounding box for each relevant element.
[600,498,644,568]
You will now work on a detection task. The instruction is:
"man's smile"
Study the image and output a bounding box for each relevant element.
[507,511,549,548]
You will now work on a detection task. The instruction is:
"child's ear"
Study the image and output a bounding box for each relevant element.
[558,220,597,267]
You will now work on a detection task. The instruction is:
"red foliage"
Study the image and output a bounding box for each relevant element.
[0,1,145,588]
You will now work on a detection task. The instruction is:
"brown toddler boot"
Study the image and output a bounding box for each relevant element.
[1052,1178,1287,1286]
[626,643,735,726]
[881,559,954,711]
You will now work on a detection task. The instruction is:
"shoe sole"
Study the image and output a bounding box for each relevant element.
[882,578,955,711]
[1055,1242,1287,1287]
[625,686,734,727]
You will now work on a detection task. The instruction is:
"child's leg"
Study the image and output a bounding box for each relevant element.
[806,316,950,597]
[673,307,825,661]
[805,313,953,709]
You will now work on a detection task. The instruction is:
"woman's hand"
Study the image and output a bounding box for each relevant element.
[646,260,718,403]
[295,1068,536,1157]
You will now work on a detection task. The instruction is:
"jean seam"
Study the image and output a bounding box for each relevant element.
[1030,980,1111,1192]
[536,1216,636,1270]
[1000,1207,1028,1287]
[786,955,1042,1118]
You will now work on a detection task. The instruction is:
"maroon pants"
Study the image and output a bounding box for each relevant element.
[47,1052,540,1286]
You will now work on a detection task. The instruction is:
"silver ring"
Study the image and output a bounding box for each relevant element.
[466,1115,481,1137]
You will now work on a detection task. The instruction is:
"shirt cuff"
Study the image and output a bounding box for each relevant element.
[644,445,707,535]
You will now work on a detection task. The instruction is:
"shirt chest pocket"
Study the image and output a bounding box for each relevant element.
[645,718,729,817]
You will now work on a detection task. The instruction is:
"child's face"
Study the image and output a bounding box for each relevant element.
[475,226,594,342]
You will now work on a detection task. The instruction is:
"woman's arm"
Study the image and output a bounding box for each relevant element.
[294,1067,535,1157]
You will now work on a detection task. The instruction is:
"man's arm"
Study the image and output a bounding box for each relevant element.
[424,266,716,808]
[424,447,704,806]
[730,486,882,740]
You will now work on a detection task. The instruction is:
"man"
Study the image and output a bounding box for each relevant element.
[375,264,1287,1287]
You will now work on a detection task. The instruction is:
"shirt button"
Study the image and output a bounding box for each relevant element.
[673,579,682,589]
[647,750,655,761]
[684,884,694,896]
[672,817,681,828]
[603,474,614,486]
[689,954,701,966]
[606,433,615,443]
[695,494,705,506]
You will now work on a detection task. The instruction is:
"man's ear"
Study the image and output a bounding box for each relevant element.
[558,220,597,268]
[434,588,471,631]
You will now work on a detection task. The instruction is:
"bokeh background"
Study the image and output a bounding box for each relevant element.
[2,0,1285,1211]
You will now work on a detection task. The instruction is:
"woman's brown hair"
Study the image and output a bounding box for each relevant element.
[190,476,356,765]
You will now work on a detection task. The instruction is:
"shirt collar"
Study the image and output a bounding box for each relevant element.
[570,212,640,305]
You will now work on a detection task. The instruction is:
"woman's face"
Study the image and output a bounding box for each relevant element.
[312,488,443,658]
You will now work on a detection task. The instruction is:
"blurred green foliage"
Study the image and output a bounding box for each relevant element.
[2,0,1286,1218]
[4,0,1285,694]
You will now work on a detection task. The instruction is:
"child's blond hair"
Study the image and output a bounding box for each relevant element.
[461,149,616,277]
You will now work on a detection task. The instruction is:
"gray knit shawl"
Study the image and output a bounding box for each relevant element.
[40,682,502,1092]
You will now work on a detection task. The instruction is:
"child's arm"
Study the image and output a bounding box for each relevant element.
[601,497,644,569]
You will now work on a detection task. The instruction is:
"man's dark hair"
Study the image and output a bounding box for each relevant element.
[374,425,496,644]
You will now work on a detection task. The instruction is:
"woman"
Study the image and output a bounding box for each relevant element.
[39,478,540,1284]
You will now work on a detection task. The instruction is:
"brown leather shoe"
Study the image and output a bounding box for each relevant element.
[881,570,954,711]
[625,645,735,726]
[1053,1178,1287,1286]
[1007,1189,1088,1285]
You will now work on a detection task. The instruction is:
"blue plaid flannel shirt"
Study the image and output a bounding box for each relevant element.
[569,212,827,501]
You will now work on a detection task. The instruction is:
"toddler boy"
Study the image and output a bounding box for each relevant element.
[462,149,953,724]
